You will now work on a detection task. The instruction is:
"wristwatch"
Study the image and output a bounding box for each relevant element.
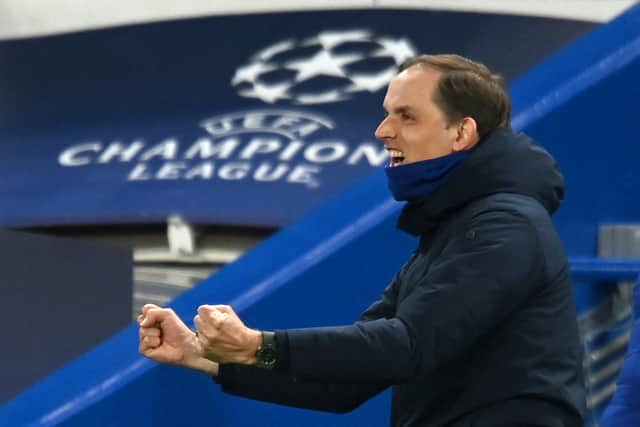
[255,331,278,369]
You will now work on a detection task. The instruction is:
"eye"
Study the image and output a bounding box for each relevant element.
[401,112,413,120]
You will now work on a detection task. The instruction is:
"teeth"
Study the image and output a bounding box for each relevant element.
[388,149,405,167]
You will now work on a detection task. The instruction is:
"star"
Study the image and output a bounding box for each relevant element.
[295,90,348,105]
[238,81,291,104]
[373,37,417,64]
[302,29,372,50]
[285,50,363,82]
[253,39,295,61]
[345,66,397,93]
[231,61,277,85]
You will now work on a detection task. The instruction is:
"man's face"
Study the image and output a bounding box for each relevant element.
[376,66,459,167]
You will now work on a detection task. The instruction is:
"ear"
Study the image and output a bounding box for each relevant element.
[452,117,479,152]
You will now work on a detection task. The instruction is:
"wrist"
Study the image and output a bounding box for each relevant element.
[183,331,213,368]
[241,328,262,365]
[189,356,220,376]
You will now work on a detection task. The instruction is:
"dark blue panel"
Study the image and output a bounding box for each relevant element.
[0,229,132,403]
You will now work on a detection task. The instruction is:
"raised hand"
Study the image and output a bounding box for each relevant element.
[138,304,219,375]
[194,305,262,365]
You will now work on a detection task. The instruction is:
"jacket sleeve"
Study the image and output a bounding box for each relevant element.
[282,211,543,383]
[213,275,400,411]
[215,364,388,413]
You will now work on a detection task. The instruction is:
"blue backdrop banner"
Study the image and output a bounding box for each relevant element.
[0,10,593,227]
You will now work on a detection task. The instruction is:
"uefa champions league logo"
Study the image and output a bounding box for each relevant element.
[231,29,417,105]
[58,30,402,186]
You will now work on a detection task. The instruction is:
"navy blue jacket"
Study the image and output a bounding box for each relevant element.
[216,128,586,426]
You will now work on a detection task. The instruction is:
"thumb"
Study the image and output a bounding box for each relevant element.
[141,345,164,361]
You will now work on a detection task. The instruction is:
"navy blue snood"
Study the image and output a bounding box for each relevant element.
[385,151,470,201]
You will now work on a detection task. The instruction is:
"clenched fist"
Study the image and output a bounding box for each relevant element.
[138,304,219,375]
[194,305,262,365]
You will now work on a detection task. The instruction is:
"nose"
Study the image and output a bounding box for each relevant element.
[375,116,395,142]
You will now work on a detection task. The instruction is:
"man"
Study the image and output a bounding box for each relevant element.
[139,54,586,426]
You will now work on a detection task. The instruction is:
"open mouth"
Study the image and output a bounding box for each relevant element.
[388,149,405,167]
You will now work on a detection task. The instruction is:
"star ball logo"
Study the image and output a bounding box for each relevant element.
[231,29,417,105]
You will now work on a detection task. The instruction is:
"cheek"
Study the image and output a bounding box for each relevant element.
[406,128,451,158]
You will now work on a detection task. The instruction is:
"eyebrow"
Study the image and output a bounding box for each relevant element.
[383,105,415,115]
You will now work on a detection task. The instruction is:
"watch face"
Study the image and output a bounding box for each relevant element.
[256,346,277,369]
